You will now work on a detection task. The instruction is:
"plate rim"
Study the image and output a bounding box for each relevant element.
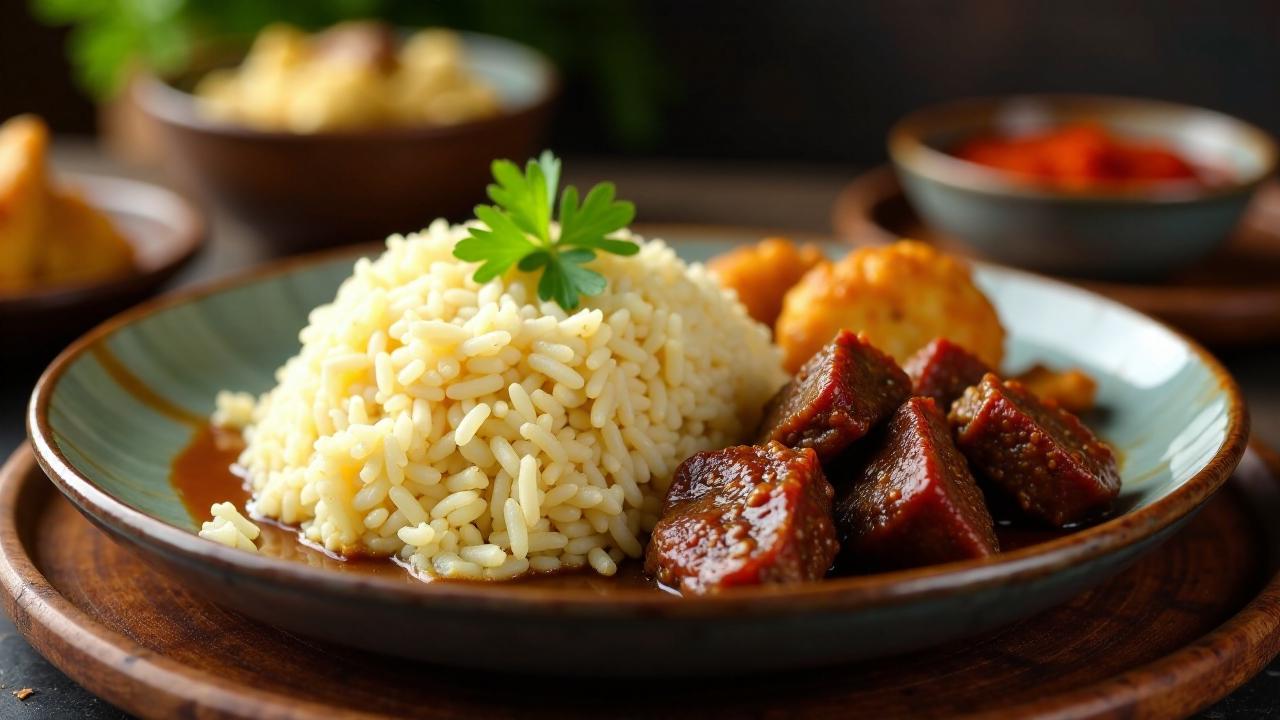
[26,225,1250,615]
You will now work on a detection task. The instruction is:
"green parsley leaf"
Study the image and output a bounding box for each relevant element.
[558,183,636,252]
[486,158,552,243]
[455,151,639,309]
[517,250,551,272]
[453,205,537,282]
[540,249,607,310]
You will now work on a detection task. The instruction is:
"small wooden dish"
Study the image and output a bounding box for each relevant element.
[0,173,205,356]
[833,166,1280,346]
[3,441,1280,719]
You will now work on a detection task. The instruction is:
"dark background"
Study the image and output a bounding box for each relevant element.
[3,0,1280,165]
[3,3,1280,718]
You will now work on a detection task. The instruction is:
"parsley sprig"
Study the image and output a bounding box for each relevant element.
[453,151,637,310]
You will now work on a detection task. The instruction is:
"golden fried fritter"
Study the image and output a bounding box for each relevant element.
[0,114,134,294]
[707,237,825,328]
[776,241,1004,373]
[0,115,49,293]
[40,191,135,287]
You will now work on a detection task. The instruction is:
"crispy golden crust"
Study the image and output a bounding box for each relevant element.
[0,115,49,292]
[0,114,134,294]
[775,241,1004,373]
[707,237,825,329]
[39,191,134,286]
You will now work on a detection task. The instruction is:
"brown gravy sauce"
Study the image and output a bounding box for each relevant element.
[170,425,1093,590]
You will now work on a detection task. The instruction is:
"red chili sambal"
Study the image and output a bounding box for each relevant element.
[954,122,1202,189]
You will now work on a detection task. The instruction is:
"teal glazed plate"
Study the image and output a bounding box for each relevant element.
[28,226,1248,675]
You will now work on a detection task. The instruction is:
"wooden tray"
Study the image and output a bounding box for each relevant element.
[3,442,1280,720]
[832,166,1280,346]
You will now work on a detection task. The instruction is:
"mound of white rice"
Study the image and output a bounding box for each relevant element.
[215,220,786,580]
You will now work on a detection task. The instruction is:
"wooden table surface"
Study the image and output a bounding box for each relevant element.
[1,141,1278,719]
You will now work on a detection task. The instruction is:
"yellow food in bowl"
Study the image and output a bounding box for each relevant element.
[0,115,134,294]
[195,23,502,133]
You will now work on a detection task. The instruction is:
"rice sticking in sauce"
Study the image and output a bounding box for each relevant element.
[217,220,785,580]
[199,502,261,552]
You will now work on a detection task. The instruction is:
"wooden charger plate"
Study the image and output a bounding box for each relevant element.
[3,442,1280,720]
[832,166,1280,346]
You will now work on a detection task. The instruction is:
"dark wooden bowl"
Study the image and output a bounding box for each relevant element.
[135,32,557,253]
[0,174,205,358]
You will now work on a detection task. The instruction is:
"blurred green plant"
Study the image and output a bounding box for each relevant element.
[30,0,664,147]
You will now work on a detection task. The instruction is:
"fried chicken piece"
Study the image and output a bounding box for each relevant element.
[40,191,134,287]
[0,114,134,293]
[775,241,1005,373]
[707,237,825,328]
[0,115,49,293]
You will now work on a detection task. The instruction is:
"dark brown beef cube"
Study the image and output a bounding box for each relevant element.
[949,374,1120,527]
[645,442,839,594]
[904,338,993,409]
[757,330,910,461]
[836,397,998,570]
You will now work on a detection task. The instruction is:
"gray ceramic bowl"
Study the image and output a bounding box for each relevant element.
[889,95,1277,279]
[27,228,1248,675]
[135,32,556,252]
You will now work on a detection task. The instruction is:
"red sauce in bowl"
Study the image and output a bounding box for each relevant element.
[954,122,1207,189]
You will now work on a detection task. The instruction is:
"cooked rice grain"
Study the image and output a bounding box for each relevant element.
[220,221,784,579]
[199,502,261,552]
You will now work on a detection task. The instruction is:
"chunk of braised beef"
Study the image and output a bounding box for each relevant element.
[757,330,910,462]
[903,338,993,409]
[949,373,1120,527]
[837,397,998,570]
[645,442,839,594]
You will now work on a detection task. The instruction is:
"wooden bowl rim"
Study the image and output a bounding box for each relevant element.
[26,231,1250,615]
[0,173,206,311]
[889,93,1278,204]
[132,30,560,143]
